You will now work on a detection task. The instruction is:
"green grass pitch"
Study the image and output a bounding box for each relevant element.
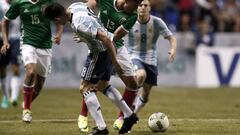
[0,87,240,135]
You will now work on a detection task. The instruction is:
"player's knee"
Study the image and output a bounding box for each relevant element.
[136,70,146,86]
[25,65,35,77]
[79,82,92,94]
[127,81,139,90]
[12,67,20,76]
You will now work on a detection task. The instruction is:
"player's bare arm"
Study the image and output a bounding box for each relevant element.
[53,24,64,45]
[165,35,177,62]
[0,19,10,54]
[86,0,99,15]
[113,25,128,41]
[96,30,124,75]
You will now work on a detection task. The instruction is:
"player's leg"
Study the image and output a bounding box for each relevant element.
[22,62,36,123]
[32,74,45,102]
[9,39,21,106]
[21,45,42,123]
[31,47,52,103]
[0,39,10,108]
[23,47,52,123]
[114,57,143,130]
[134,62,158,113]
[97,80,139,134]
[114,46,139,126]
[134,83,153,113]
[0,65,9,108]
[10,64,21,106]
[80,80,108,134]
[78,51,110,134]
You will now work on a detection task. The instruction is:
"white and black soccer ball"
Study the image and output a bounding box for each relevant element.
[148,112,169,132]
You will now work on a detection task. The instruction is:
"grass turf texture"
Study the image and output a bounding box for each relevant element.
[0,87,240,135]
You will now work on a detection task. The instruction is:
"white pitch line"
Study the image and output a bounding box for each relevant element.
[0,118,239,123]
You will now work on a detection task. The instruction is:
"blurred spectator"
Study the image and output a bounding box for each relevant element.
[177,11,194,32]
[194,0,219,32]
[150,0,165,17]
[217,0,240,32]
[195,19,215,47]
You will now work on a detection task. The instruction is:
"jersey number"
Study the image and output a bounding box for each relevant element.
[31,15,40,24]
[106,19,115,30]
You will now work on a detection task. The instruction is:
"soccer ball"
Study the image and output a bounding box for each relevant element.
[148,112,169,132]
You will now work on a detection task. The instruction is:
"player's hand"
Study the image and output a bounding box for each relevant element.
[73,34,82,43]
[0,43,10,54]
[168,49,176,62]
[53,35,61,45]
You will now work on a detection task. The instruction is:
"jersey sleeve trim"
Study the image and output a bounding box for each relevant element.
[4,16,10,20]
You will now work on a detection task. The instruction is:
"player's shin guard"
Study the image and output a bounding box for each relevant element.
[103,85,132,118]
[118,88,138,118]
[83,90,106,130]
[23,84,34,110]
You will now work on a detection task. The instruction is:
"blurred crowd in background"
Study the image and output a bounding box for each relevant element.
[151,0,240,33]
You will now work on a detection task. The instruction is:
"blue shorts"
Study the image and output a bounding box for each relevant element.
[81,51,113,84]
[132,59,158,85]
[0,38,21,66]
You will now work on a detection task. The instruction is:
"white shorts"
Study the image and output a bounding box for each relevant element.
[20,45,52,77]
[117,46,135,76]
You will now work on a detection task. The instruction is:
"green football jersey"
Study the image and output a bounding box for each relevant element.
[99,0,137,48]
[5,0,54,48]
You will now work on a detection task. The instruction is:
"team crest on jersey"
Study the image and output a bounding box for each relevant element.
[119,18,127,24]
[149,28,153,33]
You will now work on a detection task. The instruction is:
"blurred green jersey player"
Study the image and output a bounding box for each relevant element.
[0,0,63,123]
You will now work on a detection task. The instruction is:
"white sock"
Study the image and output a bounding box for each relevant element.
[1,78,9,99]
[10,76,21,101]
[134,96,146,113]
[83,91,106,130]
[104,85,132,118]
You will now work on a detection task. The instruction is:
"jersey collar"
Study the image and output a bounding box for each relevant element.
[28,0,39,4]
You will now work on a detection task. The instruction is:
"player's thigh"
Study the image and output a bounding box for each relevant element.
[81,51,112,84]
[96,80,110,92]
[132,59,147,85]
[142,83,153,94]
[119,75,138,90]
[20,44,38,66]
[116,46,135,77]
[35,48,52,78]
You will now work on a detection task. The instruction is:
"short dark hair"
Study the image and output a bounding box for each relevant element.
[127,0,144,4]
[43,3,65,20]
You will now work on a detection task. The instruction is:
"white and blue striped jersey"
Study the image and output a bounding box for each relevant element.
[69,2,114,53]
[0,0,20,39]
[127,15,172,66]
